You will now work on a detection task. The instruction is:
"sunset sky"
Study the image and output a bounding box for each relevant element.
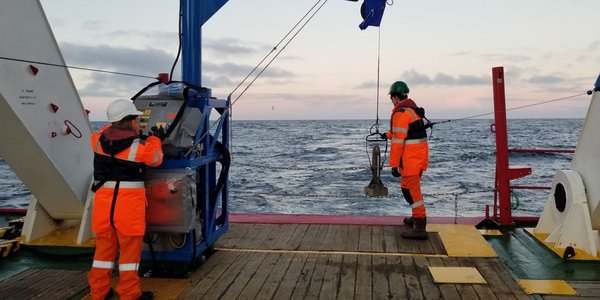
[39,0,600,121]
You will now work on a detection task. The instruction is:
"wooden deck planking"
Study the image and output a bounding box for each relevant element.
[414,256,443,300]
[319,254,343,300]
[252,252,295,299]
[180,250,243,299]
[289,253,318,299]
[216,223,445,256]
[337,254,358,299]
[0,269,88,300]
[5,223,596,299]
[0,252,582,300]
[387,255,409,299]
[303,254,329,299]
[382,225,399,253]
[401,255,426,300]
[372,254,389,299]
[235,252,280,299]
[271,253,309,299]
[30,269,89,300]
[458,257,499,300]
[443,257,480,300]
[356,254,373,299]
[285,224,309,250]
[427,256,461,300]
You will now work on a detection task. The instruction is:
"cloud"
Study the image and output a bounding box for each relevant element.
[398,69,488,86]
[204,38,268,56]
[59,42,296,97]
[528,75,564,84]
[82,20,109,30]
[479,53,531,62]
[60,42,171,76]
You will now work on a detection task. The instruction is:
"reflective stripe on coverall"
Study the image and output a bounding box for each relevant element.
[386,102,429,218]
[88,125,163,300]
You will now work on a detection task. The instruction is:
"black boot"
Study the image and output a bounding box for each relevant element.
[403,216,414,227]
[104,288,114,300]
[401,217,428,240]
[138,291,154,300]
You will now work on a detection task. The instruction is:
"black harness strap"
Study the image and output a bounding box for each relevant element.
[109,154,121,229]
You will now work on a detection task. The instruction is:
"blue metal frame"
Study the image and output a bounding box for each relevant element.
[141,0,230,265]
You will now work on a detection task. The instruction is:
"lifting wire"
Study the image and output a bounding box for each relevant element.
[0,56,156,79]
[192,0,331,155]
[365,26,388,170]
[427,91,592,128]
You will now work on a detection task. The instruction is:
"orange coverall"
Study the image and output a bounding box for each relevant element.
[88,125,163,300]
[386,100,429,218]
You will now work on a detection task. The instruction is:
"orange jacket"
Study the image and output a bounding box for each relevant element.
[91,125,163,236]
[386,100,429,176]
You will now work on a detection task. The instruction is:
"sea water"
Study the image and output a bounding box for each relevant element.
[0,119,581,217]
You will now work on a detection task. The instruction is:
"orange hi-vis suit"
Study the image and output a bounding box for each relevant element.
[386,99,429,218]
[88,125,163,300]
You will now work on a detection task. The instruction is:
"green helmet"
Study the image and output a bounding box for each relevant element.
[389,81,410,95]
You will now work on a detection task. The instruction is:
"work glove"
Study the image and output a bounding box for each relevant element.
[150,125,167,141]
[391,167,401,178]
[138,130,148,140]
[379,133,388,140]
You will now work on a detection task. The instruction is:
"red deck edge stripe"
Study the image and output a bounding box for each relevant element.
[0,208,27,214]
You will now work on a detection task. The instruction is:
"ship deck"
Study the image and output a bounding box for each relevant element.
[1,221,600,299]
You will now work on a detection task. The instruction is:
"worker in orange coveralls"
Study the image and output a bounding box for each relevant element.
[384,81,429,240]
[88,99,163,300]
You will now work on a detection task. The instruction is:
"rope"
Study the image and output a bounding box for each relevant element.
[431,91,591,126]
[169,1,183,81]
[0,56,156,79]
[375,26,382,129]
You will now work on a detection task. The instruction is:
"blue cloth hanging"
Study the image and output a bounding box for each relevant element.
[358,0,386,30]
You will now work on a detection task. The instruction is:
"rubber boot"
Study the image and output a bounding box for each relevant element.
[138,291,154,300]
[401,217,428,240]
[403,216,414,227]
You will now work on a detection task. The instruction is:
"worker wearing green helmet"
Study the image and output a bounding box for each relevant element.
[384,80,430,240]
[388,80,410,96]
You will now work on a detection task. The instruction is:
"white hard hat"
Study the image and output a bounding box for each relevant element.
[106,99,142,122]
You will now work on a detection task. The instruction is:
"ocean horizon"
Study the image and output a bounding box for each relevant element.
[1,118,582,218]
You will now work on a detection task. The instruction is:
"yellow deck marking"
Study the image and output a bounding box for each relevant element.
[428,267,487,284]
[518,279,577,295]
[428,224,497,257]
[524,228,600,261]
[478,229,503,236]
[22,226,95,247]
[81,277,191,300]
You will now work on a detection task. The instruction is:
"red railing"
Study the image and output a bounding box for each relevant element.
[490,67,575,226]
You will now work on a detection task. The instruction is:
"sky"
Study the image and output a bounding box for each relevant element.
[38,0,600,121]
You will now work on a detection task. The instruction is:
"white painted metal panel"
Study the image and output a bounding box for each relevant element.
[571,90,600,229]
[0,0,92,219]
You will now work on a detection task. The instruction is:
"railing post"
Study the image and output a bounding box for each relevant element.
[492,66,513,226]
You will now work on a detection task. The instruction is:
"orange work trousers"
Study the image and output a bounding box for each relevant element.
[88,229,143,300]
[400,173,426,218]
